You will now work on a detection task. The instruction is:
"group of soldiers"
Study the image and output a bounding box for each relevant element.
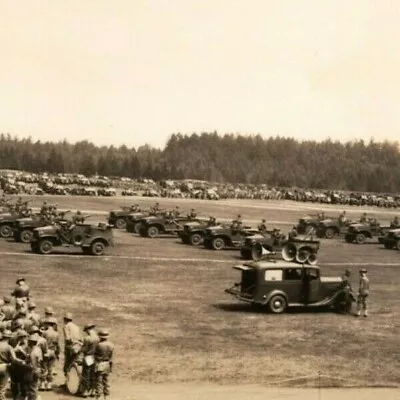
[340,268,370,317]
[0,278,114,400]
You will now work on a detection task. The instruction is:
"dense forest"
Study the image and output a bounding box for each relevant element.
[0,132,399,192]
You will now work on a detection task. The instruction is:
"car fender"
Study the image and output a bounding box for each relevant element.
[261,290,288,306]
[82,236,110,247]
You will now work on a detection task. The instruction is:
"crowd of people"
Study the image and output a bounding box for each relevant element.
[0,278,114,400]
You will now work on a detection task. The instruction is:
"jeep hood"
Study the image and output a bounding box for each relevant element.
[35,225,56,234]
[246,234,265,240]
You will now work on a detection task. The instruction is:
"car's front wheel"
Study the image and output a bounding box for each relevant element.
[268,294,287,314]
[38,239,53,255]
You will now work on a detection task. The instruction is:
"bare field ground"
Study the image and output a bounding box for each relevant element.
[1,195,400,394]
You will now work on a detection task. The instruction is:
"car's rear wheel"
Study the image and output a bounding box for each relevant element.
[38,239,53,255]
[0,224,13,238]
[90,240,105,256]
[325,227,336,239]
[355,233,366,244]
[190,233,203,246]
[20,229,33,243]
[211,237,225,250]
[268,294,287,314]
[147,226,159,238]
[115,218,126,230]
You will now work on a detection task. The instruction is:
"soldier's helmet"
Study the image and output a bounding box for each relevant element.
[64,312,73,321]
[2,330,12,339]
[98,329,109,338]
[77,211,81,215]
[17,330,28,338]
[28,334,39,343]
[44,307,54,315]
[262,219,266,222]
[84,323,96,331]
[29,325,40,334]
[359,268,367,274]
[3,295,12,303]
[12,319,23,330]
[28,302,36,310]
[345,269,351,275]
[16,277,25,284]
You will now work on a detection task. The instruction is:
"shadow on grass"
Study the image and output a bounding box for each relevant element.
[213,302,348,315]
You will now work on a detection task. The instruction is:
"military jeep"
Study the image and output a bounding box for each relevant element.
[315,218,353,239]
[296,214,330,234]
[138,215,200,238]
[108,207,143,230]
[178,219,219,246]
[30,222,114,255]
[203,224,260,250]
[344,220,391,244]
[379,228,400,250]
[225,261,346,313]
[240,229,287,260]
[0,211,37,238]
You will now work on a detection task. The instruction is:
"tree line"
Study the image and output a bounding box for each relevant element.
[0,132,399,193]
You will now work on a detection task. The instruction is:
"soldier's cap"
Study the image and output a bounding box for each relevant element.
[28,301,36,309]
[16,278,25,284]
[29,325,40,334]
[345,269,351,274]
[18,309,27,315]
[43,317,58,326]
[44,307,54,315]
[84,323,96,331]
[63,312,73,321]
[17,330,28,338]
[3,295,12,303]
[98,329,109,337]
[28,333,39,343]
[13,319,23,329]
[262,219,266,222]
[2,330,12,338]
[359,268,367,273]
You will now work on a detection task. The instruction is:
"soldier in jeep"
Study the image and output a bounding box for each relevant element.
[258,219,267,233]
[231,214,243,230]
[390,216,399,228]
[359,212,367,223]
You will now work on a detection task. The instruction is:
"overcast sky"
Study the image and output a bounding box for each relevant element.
[0,0,399,148]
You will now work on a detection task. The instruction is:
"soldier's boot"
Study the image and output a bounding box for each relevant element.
[356,308,361,317]
[81,391,89,398]
[46,382,52,391]
[364,309,368,317]
[39,381,47,391]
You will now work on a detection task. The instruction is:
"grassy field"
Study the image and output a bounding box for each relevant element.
[1,195,399,388]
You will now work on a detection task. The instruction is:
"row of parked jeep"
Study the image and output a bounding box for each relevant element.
[296,214,400,249]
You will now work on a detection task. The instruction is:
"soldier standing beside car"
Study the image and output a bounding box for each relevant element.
[356,269,370,317]
[94,329,114,400]
[62,313,83,382]
[80,323,100,398]
[340,269,354,313]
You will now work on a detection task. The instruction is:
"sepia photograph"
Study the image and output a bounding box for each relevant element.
[0,1,399,399]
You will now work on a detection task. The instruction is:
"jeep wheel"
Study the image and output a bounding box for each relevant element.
[355,233,366,244]
[0,224,13,238]
[90,240,105,256]
[147,226,159,238]
[212,237,225,250]
[115,218,126,230]
[134,222,142,234]
[38,239,53,255]
[268,294,287,314]
[20,229,33,243]
[190,233,203,246]
[325,227,336,239]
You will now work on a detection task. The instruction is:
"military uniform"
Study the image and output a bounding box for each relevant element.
[94,330,114,400]
[12,278,30,311]
[0,296,15,321]
[356,269,370,317]
[42,323,60,390]
[29,326,48,391]
[80,324,100,397]
[359,213,367,223]
[27,303,41,328]
[40,308,58,331]
[63,314,83,377]
[339,270,354,313]
[25,334,43,400]
[0,331,17,400]
[9,330,29,400]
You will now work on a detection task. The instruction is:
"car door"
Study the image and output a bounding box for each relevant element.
[304,267,320,304]
[282,267,304,303]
